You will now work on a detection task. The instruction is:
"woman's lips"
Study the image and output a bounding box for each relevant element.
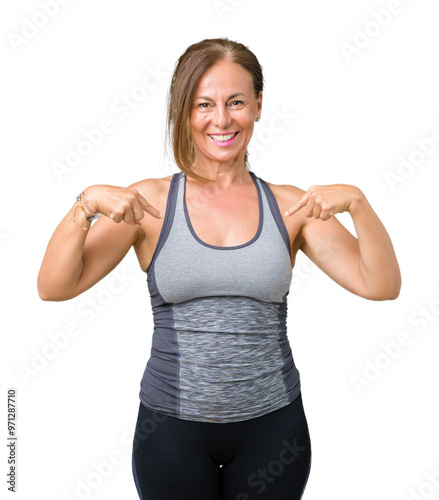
[208,132,239,146]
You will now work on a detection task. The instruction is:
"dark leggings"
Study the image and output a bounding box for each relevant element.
[132,392,312,500]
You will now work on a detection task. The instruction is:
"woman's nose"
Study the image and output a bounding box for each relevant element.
[212,106,231,129]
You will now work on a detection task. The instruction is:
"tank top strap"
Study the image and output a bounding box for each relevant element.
[255,174,291,256]
[145,172,181,274]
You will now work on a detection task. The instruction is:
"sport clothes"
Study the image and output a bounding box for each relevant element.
[138,170,302,423]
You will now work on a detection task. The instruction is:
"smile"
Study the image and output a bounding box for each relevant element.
[208,132,239,146]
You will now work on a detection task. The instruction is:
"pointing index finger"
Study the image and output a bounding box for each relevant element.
[284,197,307,217]
[137,193,163,219]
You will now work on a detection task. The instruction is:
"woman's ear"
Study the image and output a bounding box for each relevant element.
[257,90,263,116]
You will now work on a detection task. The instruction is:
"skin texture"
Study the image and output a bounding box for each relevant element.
[47,58,400,302]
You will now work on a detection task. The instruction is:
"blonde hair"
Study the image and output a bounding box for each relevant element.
[165,38,264,183]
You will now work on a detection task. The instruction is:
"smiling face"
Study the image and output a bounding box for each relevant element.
[190,59,262,168]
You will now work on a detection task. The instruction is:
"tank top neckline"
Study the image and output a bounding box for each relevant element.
[182,170,264,251]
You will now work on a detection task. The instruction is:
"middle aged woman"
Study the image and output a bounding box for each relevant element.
[37,38,401,499]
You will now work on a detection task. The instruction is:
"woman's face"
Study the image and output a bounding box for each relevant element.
[190,59,262,167]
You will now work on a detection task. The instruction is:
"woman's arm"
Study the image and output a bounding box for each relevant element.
[285,184,401,301]
[37,182,161,301]
[346,189,401,299]
[37,196,100,301]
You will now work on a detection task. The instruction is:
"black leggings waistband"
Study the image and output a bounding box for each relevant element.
[132,392,312,500]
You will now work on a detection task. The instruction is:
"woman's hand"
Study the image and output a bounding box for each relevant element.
[83,184,163,224]
[284,184,362,221]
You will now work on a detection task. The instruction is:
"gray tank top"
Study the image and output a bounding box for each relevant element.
[138,171,301,423]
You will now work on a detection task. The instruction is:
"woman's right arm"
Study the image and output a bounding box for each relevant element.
[37,183,162,301]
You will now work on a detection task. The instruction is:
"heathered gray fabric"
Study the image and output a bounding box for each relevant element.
[173,296,295,422]
[139,171,301,423]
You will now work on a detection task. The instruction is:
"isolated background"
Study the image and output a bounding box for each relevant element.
[2,1,439,499]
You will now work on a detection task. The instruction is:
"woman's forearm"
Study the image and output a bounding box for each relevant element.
[349,190,401,300]
[37,199,92,301]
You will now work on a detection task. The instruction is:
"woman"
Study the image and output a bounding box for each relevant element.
[38,38,401,499]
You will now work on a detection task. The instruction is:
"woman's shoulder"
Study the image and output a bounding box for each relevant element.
[128,174,175,199]
[127,175,176,224]
[260,177,305,206]
[129,173,175,187]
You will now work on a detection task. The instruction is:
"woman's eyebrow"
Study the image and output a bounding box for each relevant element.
[193,92,247,100]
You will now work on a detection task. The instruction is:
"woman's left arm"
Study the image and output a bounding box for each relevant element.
[285,184,402,301]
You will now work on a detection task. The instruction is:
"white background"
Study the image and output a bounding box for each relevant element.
[2,1,439,499]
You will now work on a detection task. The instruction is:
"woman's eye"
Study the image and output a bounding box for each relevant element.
[196,100,244,109]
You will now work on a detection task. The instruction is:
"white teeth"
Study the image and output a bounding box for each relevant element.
[209,133,236,142]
